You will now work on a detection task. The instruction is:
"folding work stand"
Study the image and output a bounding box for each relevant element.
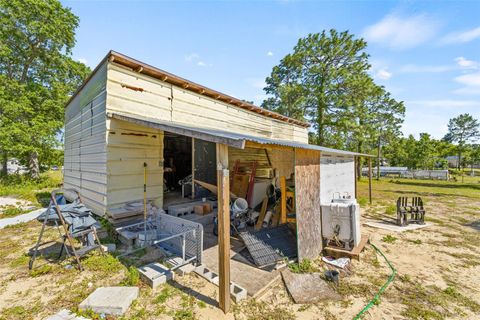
[29,189,103,271]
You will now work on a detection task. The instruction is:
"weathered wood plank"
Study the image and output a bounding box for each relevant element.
[295,149,322,261]
[216,144,231,313]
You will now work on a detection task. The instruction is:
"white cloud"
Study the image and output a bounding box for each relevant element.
[440,26,480,44]
[452,87,480,95]
[375,69,392,80]
[185,53,211,67]
[363,13,439,49]
[455,57,478,70]
[267,51,274,57]
[453,71,480,95]
[455,72,480,87]
[76,57,88,65]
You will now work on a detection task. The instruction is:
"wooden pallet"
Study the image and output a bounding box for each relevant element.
[323,234,369,261]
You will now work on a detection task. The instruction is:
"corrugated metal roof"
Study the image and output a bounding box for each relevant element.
[108,112,372,157]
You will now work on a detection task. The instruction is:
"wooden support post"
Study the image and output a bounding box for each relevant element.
[368,157,372,205]
[216,144,230,314]
[354,157,358,199]
[280,176,287,224]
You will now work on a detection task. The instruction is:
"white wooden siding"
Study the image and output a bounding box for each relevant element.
[319,154,355,204]
[105,118,163,210]
[106,62,308,143]
[63,62,108,215]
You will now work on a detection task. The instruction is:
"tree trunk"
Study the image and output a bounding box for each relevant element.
[356,141,363,180]
[317,102,325,146]
[356,157,362,181]
[1,150,7,176]
[29,151,40,179]
[457,149,462,170]
[376,136,381,180]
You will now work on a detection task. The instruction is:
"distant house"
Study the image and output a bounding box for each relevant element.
[446,156,460,168]
[7,158,28,174]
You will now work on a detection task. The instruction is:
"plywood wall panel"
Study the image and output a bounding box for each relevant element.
[295,149,322,260]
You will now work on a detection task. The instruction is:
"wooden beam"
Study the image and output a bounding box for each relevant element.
[255,197,268,230]
[280,176,287,224]
[368,157,372,205]
[216,144,230,314]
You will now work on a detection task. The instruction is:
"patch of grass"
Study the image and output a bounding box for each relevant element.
[121,266,140,286]
[234,299,295,320]
[442,286,480,313]
[3,222,28,230]
[174,309,196,320]
[0,171,62,206]
[0,206,27,218]
[9,254,29,268]
[29,264,52,277]
[288,258,317,273]
[385,204,396,215]
[0,302,43,320]
[358,197,368,206]
[154,286,176,304]
[83,253,124,274]
[381,235,397,244]
[197,300,206,309]
[408,239,423,245]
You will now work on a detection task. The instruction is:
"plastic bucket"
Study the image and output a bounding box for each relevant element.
[231,198,248,213]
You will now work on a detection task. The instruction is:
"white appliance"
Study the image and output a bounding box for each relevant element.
[321,199,361,250]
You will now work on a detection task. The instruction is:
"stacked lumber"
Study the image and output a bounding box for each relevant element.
[106,201,162,227]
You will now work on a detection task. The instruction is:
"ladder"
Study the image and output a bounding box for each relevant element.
[29,189,103,271]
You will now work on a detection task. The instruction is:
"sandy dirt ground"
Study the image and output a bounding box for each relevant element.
[0,179,479,320]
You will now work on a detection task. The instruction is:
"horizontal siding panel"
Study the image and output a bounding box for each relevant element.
[107,94,172,121]
[105,62,308,142]
[108,63,173,96]
[107,186,162,208]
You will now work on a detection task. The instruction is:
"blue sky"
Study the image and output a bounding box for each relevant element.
[63,0,480,139]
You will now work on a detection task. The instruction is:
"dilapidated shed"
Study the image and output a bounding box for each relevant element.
[63,50,371,311]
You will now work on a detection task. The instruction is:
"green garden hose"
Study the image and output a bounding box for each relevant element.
[353,241,397,320]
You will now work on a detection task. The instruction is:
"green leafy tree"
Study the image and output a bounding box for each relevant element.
[443,114,480,169]
[341,75,404,178]
[0,0,89,178]
[262,30,370,146]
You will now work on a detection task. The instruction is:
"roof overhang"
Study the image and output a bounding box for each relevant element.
[107,112,372,158]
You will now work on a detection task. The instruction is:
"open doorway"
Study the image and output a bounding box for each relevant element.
[163,132,192,207]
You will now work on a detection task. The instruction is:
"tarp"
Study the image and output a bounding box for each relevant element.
[37,199,98,234]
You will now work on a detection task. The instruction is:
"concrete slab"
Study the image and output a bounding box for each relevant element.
[138,263,173,289]
[281,269,341,304]
[79,287,139,315]
[364,220,430,232]
[47,309,89,320]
